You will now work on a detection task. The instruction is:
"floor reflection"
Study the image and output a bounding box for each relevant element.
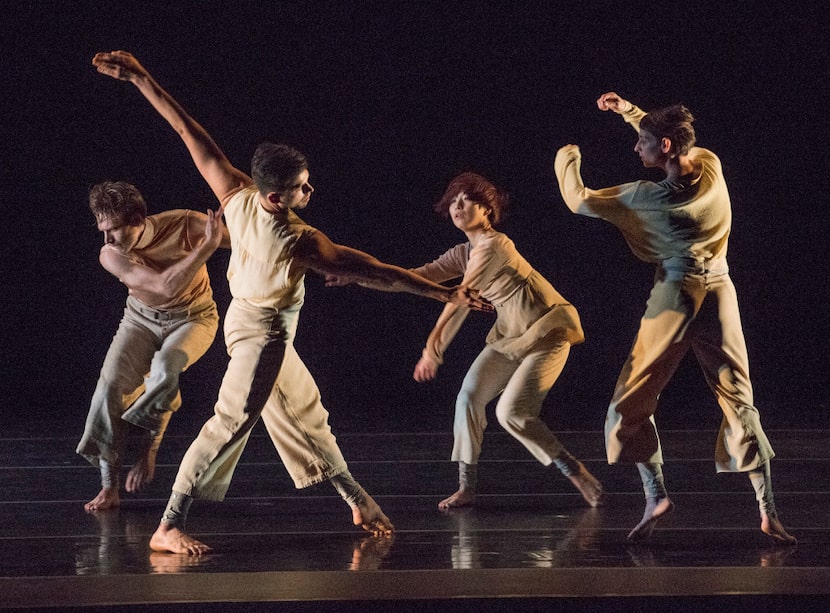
[445,507,603,569]
[74,509,148,575]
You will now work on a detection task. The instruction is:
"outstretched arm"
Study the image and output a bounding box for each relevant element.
[101,206,226,304]
[293,231,493,311]
[92,51,251,205]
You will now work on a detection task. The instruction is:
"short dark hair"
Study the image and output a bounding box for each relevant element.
[251,143,308,195]
[88,181,147,223]
[640,104,696,156]
[434,172,507,226]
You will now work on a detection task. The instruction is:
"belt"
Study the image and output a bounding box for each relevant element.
[661,256,728,274]
[128,296,210,321]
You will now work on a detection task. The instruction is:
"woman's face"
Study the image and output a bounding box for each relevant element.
[449,192,491,233]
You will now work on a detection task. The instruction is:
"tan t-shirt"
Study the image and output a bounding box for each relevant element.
[107,209,213,310]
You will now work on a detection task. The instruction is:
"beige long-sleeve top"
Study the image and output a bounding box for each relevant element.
[554,105,731,273]
[412,230,583,363]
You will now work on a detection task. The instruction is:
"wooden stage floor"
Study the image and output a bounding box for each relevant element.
[1,426,828,611]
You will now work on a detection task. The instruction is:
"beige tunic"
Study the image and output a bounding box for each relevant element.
[413,230,583,363]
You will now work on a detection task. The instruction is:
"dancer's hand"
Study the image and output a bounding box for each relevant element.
[448,285,493,312]
[413,355,439,382]
[596,92,631,113]
[202,205,225,251]
[92,50,150,83]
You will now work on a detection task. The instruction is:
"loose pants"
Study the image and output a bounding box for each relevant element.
[604,268,774,472]
[451,335,571,465]
[172,298,348,501]
[77,295,219,467]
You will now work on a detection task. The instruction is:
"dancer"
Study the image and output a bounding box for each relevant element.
[77,180,227,512]
[410,172,603,510]
[92,50,492,554]
[554,91,795,544]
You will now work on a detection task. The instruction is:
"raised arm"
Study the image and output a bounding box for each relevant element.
[293,231,493,312]
[100,206,226,304]
[92,51,251,205]
[597,91,646,132]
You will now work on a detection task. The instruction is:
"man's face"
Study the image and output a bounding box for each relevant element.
[97,214,142,252]
[279,169,314,210]
[634,129,666,168]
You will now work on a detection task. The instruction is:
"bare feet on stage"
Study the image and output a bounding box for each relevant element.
[438,488,475,510]
[627,496,674,542]
[569,464,604,507]
[149,523,213,555]
[84,487,120,512]
[352,493,395,536]
[124,448,158,493]
[761,512,797,546]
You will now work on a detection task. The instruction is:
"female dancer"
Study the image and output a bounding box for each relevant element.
[412,172,603,510]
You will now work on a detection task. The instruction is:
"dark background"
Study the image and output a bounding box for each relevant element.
[2,2,827,437]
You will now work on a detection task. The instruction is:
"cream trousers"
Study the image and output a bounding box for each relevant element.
[604,268,774,472]
[451,335,571,466]
[172,298,348,500]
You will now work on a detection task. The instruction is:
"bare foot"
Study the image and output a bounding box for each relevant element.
[149,523,213,555]
[125,450,158,493]
[352,493,395,536]
[569,464,604,507]
[438,488,476,510]
[761,512,797,546]
[627,496,674,542]
[84,487,120,512]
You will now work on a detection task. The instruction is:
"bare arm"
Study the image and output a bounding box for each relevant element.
[92,51,251,205]
[101,206,225,304]
[294,231,493,311]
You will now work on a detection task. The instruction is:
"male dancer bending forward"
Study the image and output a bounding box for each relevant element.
[78,180,228,512]
[554,92,795,545]
[92,50,492,554]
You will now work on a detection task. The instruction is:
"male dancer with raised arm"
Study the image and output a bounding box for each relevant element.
[554,92,795,545]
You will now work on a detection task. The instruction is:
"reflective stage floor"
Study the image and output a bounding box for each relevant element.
[1,427,828,611]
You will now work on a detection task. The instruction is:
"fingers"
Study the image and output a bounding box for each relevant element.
[596,91,621,111]
[207,205,224,223]
[92,50,142,81]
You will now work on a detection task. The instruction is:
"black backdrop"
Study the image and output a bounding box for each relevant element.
[3,2,827,435]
